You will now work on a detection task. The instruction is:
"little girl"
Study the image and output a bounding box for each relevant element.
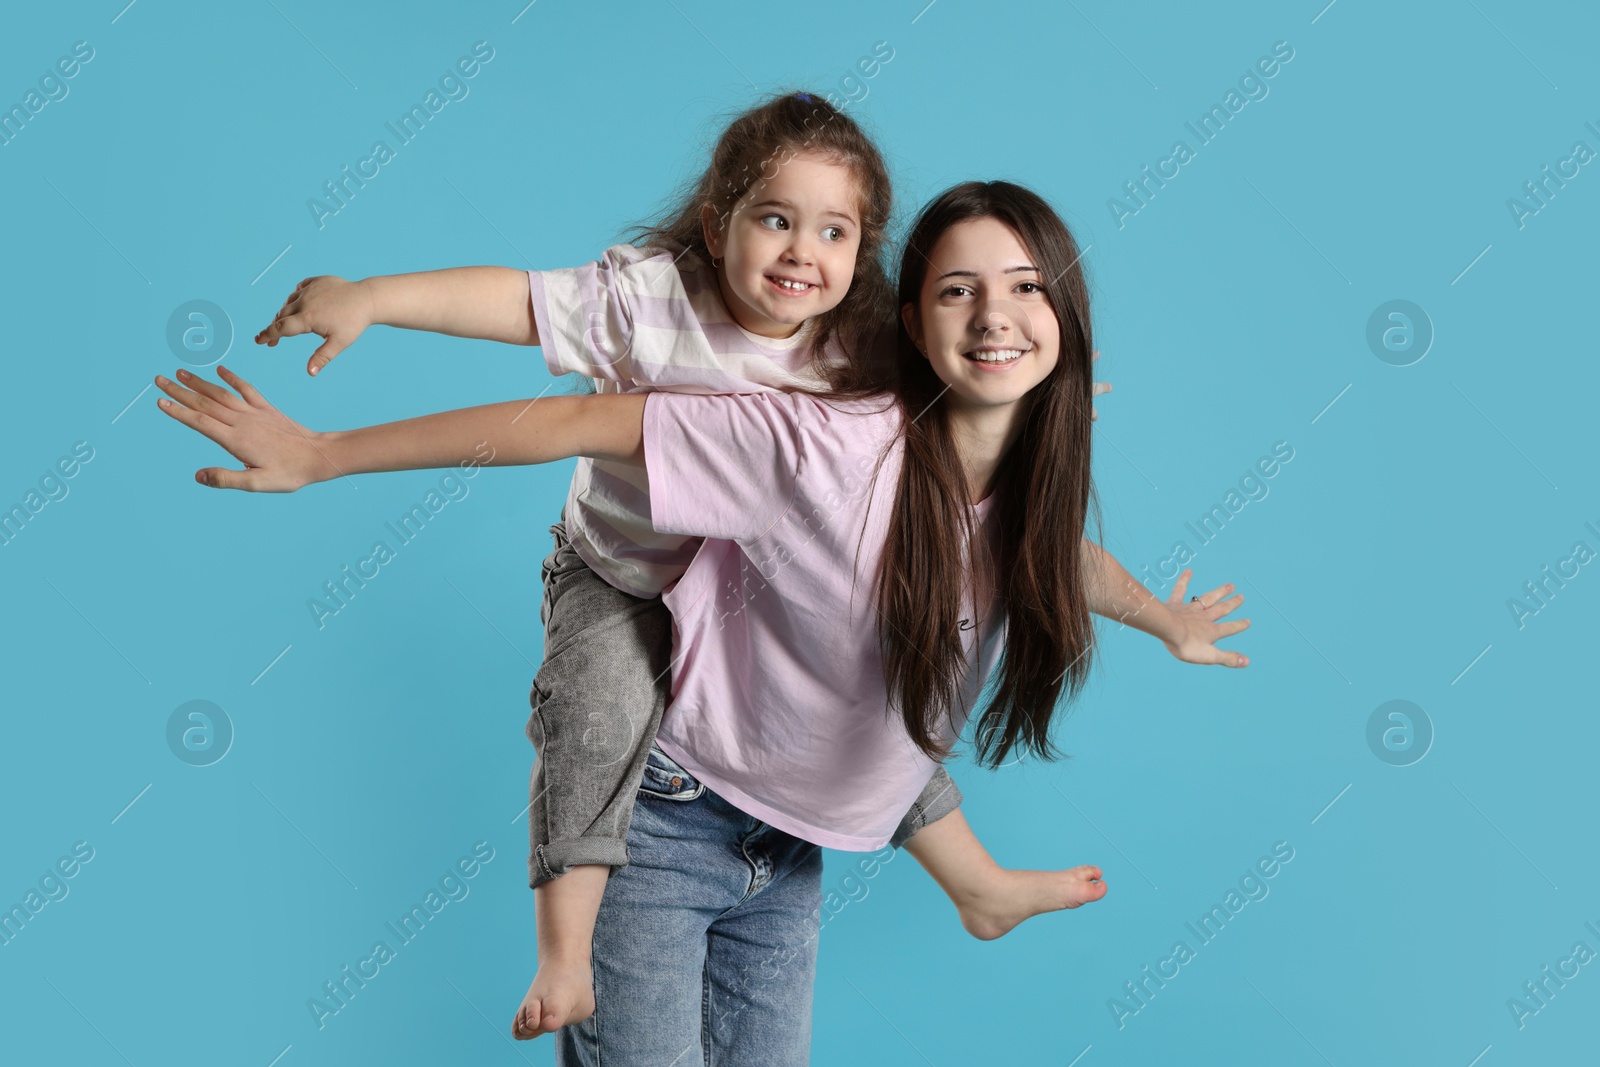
[160,178,1249,1063]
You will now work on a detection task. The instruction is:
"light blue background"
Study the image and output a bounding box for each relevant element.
[2,1,1594,1064]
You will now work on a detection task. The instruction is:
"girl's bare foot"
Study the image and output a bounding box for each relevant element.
[955,864,1107,941]
[511,956,596,1039]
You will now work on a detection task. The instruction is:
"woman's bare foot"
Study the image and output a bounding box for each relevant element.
[955,864,1107,941]
[511,956,596,1039]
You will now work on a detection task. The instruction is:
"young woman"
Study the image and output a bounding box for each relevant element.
[157,180,1249,1063]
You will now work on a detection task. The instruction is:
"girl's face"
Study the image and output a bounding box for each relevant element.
[703,150,863,340]
[904,216,1061,414]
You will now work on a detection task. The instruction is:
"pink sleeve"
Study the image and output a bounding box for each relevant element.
[527,245,647,383]
[644,391,805,541]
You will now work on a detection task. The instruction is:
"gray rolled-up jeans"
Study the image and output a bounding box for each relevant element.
[526,519,964,887]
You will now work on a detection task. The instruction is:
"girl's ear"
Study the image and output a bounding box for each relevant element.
[901,301,927,359]
[700,203,726,261]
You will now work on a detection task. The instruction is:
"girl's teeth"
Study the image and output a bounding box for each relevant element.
[971,349,1023,362]
[775,278,812,290]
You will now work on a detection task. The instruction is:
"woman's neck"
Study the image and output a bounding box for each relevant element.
[947,403,1026,505]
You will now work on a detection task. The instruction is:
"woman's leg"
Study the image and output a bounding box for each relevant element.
[555,748,757,1067]
[702,825,823,1065]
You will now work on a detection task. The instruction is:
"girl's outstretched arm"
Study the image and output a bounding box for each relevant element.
[1082,541,1251,668]
[255,268,537,375]
[154,365,643,493]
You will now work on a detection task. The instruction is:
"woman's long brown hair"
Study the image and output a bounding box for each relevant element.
[876,181,1101,769]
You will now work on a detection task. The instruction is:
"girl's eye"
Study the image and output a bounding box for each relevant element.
[822,225,845,242]
[1016,281,1043,294]
[758,214,789,231]
[940,285,972,299]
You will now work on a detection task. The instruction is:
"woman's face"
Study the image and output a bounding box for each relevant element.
[903,216,1060,414]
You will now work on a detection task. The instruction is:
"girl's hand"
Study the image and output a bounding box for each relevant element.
[1160,569,1250,668]
[1091,348,1111,421]
[254,275,376,377]
[155,366,333,492]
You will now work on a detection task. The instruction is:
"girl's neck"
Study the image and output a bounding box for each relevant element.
[947,404,1026,505]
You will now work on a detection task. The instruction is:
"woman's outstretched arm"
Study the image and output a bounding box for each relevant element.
[154,364,644,493]
[1081,540,1251,668]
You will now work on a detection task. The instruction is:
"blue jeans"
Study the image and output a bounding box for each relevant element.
[555,746,823,1066]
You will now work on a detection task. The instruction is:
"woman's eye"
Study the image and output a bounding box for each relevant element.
[758,214,789,231]
[1016,281,1042,294]
[941,285,972,299]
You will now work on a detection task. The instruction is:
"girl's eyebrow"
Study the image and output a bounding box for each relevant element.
[748,198,859,224]
[935,265,1040,280]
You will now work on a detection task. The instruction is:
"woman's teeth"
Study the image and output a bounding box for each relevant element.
[967,349,1025,363]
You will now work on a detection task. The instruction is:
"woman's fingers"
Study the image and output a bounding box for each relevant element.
[155,373,236,425]
[1167,568,1192,603]
[170,368,246,412]
[193,466,261,491]
[1191,583,1238,613]
[156,386,234,451]
[214,364,273,409]
[1208,592,1245,617]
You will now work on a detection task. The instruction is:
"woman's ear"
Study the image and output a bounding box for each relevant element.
[700,203,725,261]
[901,302,927,359]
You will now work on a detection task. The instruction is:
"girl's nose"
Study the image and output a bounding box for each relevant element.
[782,233,816,265]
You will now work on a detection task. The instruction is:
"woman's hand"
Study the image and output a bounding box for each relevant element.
[1159,569,1251,667]
[254,275,376,376]
[155,366,334,492]
[1091,348,1111,421]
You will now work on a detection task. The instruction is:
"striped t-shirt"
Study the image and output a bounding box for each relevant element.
[527,243,845,597]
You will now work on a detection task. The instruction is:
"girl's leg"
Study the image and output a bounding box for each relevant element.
[526,520,673,883]
[701,826,823,1065]
[518,520,674,1035]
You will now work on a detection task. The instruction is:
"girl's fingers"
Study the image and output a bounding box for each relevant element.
[1091,348,1100,363]
[1193,582,1235,612]
[267,314,310,341]
[308,335,348,376]
[1092,381,1112,396]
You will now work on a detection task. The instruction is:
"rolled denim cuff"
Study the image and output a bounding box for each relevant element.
[529,837,630,888]
[889,769,964,849]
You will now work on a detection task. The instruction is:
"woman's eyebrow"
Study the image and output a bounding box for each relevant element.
[935,264,1040,280]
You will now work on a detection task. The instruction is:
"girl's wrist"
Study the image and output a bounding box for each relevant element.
[353,276,388,328]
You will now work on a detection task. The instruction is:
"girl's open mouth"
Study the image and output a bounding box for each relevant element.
[766,275,817,296]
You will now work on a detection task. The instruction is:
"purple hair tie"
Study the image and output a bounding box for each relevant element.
[794,91,814,103]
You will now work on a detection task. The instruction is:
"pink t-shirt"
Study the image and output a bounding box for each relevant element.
[527,242,846,597]
[643,390,1007,851]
